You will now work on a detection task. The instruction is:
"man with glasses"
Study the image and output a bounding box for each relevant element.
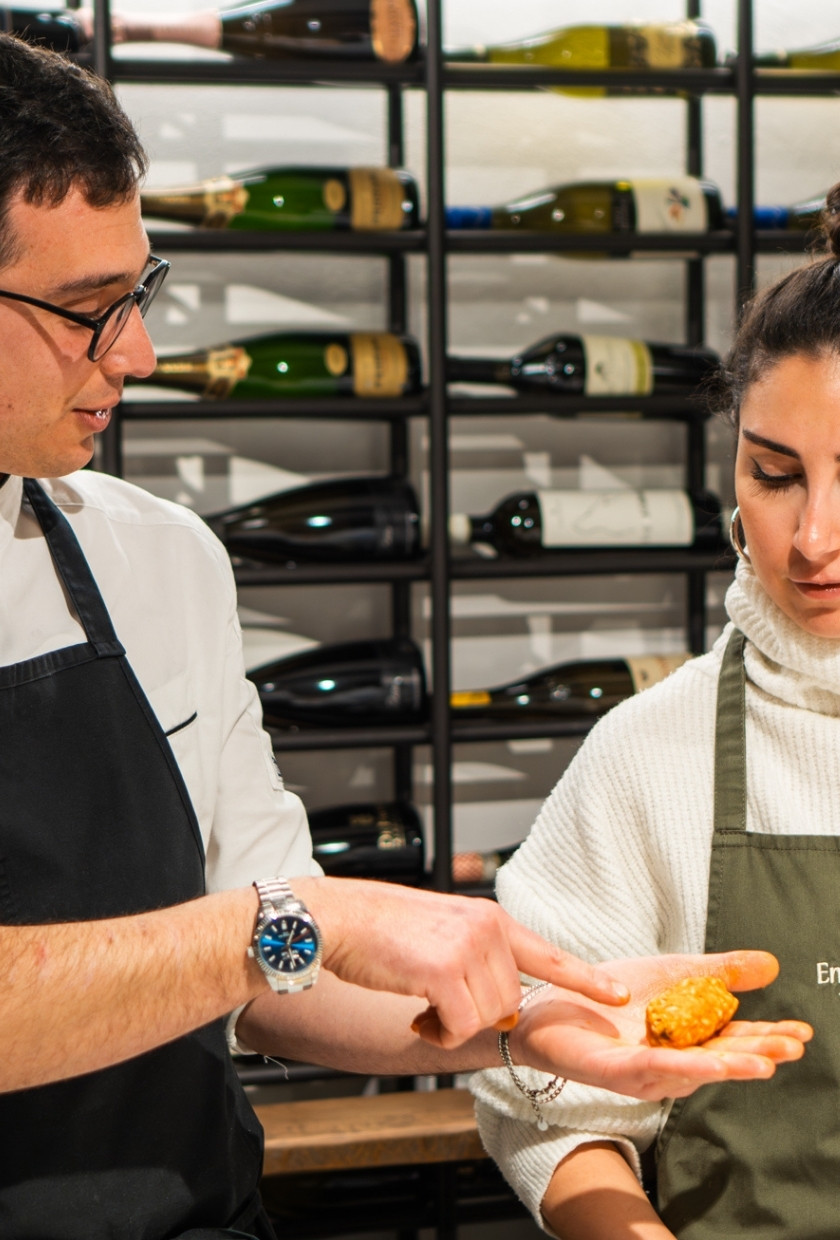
[0,28,811,1240]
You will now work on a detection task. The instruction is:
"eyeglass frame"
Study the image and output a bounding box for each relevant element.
[0,254,171,362]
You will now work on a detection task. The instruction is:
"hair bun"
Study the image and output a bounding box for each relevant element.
[820,182,840,259]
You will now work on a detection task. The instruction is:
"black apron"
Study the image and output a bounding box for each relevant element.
[656,628,840,1238]
[0,478,276,1240]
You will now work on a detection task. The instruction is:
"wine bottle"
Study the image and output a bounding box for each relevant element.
[308,801,425,881]
[204,475,421,565]
[446,334,719,396]
[140,331,422,400]
[751,37,840,72]
[0,7,86,51]
[450,653,691,719]
[308,800,520,887]
[446,19,716,84]
[449,488,722,553]
[444,177,725,258]
[140,166,420,232]
[55,1,418,64]
[249,637,427,727]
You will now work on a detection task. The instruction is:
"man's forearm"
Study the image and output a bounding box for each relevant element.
[1,887,265,1092]
[541,1144,673,1240]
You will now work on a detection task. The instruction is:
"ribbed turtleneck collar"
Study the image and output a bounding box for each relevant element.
[725,560,840,715]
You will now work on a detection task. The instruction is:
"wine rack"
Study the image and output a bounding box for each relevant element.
[85,5,827,906]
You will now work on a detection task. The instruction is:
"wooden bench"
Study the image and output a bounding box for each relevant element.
[255,1087,486,1176]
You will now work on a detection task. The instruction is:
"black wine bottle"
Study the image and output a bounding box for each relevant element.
[446,334,719,396]
[445,19,716,77]
[141,166,420,232]
[450,654,690,719]
[205,475,421,565]
[308,800,520,887]
[139,331,422,400]
[0,7,86,50]
[249,638,427,727]
[449,488,722,553]
[65,1,418,64]
[444,177,725,258]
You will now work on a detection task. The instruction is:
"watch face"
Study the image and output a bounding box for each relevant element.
[257,913,320,975]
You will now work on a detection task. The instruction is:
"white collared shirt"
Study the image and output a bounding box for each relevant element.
[0,469,316,892]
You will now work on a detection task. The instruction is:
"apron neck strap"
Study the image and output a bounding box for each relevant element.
[23,477,123,655]
[714,627,748,835]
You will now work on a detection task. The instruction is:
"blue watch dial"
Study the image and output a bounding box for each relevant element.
[258,913,319,974]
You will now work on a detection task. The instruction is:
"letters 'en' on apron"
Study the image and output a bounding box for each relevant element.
[0,479,275,1240]
[656,628,840,1240]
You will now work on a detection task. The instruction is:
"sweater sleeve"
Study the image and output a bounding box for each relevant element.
[470,656,719,1227]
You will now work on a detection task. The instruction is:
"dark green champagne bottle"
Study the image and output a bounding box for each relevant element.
[71,0,418,64]
[205,475,421,564]
[142,331,422,400]
[446,19,716,94]
[445,177,725,251]
[449,488,722,553]
[447,334,719,395]
[450,654,690,719]
[249,638,427,727]
[141,166,419,232]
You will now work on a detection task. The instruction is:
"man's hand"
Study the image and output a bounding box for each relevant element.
[507,950,811,1100]
[294,877,630,1048]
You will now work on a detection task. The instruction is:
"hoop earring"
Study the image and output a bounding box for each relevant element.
[729,506,751,565]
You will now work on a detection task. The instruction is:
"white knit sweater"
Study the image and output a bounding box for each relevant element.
[471,560,840,1229]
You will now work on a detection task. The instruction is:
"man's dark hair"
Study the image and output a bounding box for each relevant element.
[0,34,147,267]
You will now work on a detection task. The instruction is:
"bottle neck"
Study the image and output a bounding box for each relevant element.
[147,346,253,399]
[446,356,510,384]
[110,11,222,48]
[140,177,249,228]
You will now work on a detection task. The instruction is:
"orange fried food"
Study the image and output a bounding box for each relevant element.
[645,976,739,1048]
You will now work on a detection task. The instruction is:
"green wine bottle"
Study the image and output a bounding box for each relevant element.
[445,176,725,257]
[141,166,419,232]
[446,19,716,96]
[141,331,422,400]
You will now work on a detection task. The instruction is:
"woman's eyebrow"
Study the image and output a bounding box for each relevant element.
[742,428,800,459]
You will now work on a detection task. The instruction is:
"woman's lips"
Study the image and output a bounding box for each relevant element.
[792,579,840,598]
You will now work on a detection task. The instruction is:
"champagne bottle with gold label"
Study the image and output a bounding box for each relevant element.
[141,166,419,232]
[449,488,723,553]
[447,333,719,396]
[446,20,716,96]
[445,177,725,258]
[139,331,422,400]
[450,654,691,719]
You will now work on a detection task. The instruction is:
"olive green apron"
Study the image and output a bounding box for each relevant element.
[656,628,840,1238]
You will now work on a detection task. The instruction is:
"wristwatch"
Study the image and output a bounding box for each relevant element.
[248,877,323,993]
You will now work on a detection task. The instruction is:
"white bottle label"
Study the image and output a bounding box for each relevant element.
[628,177,709,232]
[582,336,653,396]
[536,489,694,547]
[625,653,692,692]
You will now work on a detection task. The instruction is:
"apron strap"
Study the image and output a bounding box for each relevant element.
[713,627,747,835]
[23,478,124,657]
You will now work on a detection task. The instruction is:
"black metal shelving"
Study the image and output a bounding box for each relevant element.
[91,0,810,903]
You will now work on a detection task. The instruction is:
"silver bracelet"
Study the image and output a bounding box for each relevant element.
[498,981,566,1131]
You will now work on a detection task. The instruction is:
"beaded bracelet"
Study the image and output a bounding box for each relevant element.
[498,981,566,1131]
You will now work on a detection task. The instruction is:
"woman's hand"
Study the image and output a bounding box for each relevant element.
[508,950,811,1100]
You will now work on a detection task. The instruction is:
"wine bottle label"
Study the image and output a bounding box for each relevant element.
[141,176,250,228]
[536,489,695,546]
[369,0,416,62]
[625,653,691,693]
[323,179,348,213]
[153,346,253,398]
[324,343,350,376]
[581,336,653,396]
[450,689,492,708]
[631,22,704,68]
[626,177,708,232]
[349,168,407,230]
[350,333,408,397]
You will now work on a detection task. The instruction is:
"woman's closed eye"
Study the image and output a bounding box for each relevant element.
[749,460,802,491]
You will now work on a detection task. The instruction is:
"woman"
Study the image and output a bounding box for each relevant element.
[471,186,840,1239]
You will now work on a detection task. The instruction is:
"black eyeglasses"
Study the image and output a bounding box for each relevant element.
[0,255,171,362]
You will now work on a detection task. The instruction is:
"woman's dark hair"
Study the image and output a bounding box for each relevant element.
[0,34,147,267]
[710,182,840,429]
